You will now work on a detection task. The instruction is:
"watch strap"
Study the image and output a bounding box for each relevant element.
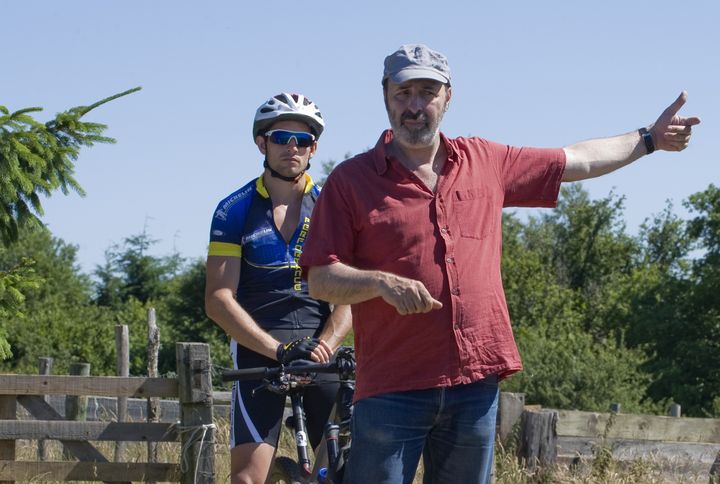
[639,127,655,154]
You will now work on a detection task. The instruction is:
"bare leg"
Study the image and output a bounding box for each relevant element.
[230,442,276,484]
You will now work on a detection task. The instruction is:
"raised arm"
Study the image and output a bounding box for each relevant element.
[307,262,442,315]
[562,91,701,182]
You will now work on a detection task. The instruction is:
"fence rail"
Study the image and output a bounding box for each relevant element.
[507,400,720,480]
[0,342,215,483]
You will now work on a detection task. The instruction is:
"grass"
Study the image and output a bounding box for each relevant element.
[10,417,712,483]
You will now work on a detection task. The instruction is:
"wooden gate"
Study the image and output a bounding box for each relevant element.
[0,342,215,483]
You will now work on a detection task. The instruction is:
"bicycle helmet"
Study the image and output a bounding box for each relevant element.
[252,93,325,140]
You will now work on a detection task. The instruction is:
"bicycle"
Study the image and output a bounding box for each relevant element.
[221,346,355,484]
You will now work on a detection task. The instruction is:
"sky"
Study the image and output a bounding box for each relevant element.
[3,1,718,274]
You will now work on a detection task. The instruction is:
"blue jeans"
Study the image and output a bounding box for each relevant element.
[344,376,498,484]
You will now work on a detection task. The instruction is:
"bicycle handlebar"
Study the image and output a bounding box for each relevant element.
[221,360,341,382]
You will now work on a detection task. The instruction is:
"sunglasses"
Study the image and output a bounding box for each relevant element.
[265,129,316,148]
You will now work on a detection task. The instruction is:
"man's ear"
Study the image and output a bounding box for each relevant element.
[256,135,267,155]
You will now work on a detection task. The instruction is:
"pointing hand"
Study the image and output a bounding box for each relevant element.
[650,91,701,152]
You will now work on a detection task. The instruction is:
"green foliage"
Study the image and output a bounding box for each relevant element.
[0,225,117,374]
[501,187,661,413]
[0,87,140,359]
[95,231,183,307]
[630,184,720,416]
[503,322,658,413]
[0,87,140,245]
[156,258,232,373]
[0,257,39,359]
[501,183,720,416]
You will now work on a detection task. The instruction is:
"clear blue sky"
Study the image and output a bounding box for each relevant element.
[3,1,718,273]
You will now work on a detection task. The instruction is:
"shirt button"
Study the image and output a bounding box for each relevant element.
[440,227,448,234]
[451,288,460,295]
[446,257,454,263]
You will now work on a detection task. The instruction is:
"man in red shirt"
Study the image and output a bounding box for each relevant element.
[299,44,700,483]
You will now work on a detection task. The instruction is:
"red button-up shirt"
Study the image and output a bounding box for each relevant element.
[300,130,565,401]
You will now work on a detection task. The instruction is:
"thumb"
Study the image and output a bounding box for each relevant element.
[662,90,688,117]
[431,299,443,310]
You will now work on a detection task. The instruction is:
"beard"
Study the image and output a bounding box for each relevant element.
[389,108,444,147]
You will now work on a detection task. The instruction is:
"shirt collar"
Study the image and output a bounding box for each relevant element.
[256,173,314,199]
[372,129,458,175]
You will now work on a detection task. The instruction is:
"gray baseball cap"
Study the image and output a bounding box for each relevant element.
[383,44,451,85]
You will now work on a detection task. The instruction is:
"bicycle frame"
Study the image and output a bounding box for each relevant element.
[222,346,355,484]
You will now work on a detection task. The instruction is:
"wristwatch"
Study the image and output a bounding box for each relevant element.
[639,127,655,154]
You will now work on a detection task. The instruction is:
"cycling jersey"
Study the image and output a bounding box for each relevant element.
[208,174,330,334]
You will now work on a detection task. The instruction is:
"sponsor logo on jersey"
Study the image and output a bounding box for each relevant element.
[214,184,254,221]
[241,227,273,245]
[293,216,311,291]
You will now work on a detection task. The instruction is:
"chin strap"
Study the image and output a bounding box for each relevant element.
[263,159,309,183]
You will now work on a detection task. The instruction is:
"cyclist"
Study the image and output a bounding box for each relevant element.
[205,92,352,484]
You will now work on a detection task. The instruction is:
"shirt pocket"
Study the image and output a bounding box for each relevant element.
[453,187,497,240]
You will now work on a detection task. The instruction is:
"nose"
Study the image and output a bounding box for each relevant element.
[407,93,425,113]
[408,94,423,113]
[286,138,300,151]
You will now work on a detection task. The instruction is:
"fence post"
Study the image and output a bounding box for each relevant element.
[0,392,17,484]
[37,357,54,461]
[114,324,129,463]
[176,342,216,484]
[710,450,720,484]
[147,308,161,483]
[63,362,90,460]
[517,409,558,471]
[498,392,526,445]
[669,403,681,417]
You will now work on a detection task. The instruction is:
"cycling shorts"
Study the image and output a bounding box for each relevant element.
[230,328,339,449]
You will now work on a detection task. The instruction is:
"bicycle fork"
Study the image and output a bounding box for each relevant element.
[289,392,312,476]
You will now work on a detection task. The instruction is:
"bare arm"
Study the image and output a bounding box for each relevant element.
[307,262,442,315]
[205,255,282,360]
[317,304,353,351]
[562,91,700,182]
[205,255,335,363]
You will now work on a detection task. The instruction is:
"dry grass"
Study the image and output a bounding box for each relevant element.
[10,418,710,483]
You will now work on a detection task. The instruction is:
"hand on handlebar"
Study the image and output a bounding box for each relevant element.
[277,337,333,364]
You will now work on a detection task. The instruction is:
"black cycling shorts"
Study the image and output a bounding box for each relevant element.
[230,328,339,449]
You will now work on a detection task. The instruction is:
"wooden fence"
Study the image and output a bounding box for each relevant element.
[499,393,720,480]
[0,342,215,483]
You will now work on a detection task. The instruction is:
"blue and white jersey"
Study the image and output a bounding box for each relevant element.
[208,174,329,331]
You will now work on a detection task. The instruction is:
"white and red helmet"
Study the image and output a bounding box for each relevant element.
[252,93,325,140]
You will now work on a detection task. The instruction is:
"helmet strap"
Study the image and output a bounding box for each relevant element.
[263,158,309,184]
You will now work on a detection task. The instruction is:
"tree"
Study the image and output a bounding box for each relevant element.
[0,87,140,244]
[0,225,119,374]
[630,185,720,416]
[500,197,659,413]
[157,258,232,374]
[94,231,185,375]
[95,231,183,307]
[0,87,140,358]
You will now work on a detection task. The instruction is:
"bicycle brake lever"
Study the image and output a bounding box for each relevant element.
[251,382,268,397]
